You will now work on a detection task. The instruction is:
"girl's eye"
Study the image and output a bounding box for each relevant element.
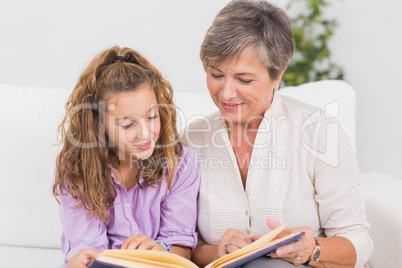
[211,73,223,79]
[121,123,134,129]
[239,78,253,84]
[148,115,158,120]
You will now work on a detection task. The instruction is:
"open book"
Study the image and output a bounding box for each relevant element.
[88,224,304,268]
[205,224,304,268]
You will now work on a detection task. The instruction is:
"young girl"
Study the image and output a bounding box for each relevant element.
[53,46,200,268]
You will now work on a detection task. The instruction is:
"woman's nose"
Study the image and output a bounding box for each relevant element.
[220,78,237,100]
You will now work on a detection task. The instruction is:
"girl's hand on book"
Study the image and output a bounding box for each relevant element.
[67,248,100,268]
[267,219,315,266]
[121,234,165,251]
[217,228,253,258]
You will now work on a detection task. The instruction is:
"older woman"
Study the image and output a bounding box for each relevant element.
[183,0,373,267]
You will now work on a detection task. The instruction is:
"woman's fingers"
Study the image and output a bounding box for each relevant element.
[271,226,315,265]
[216,223,316,266]
[271,240,309,265]
[251,233,264,241]
[225,237,251,252]
[217,228,254,257]
[266,218,294,240]
[228,228,253,243]
[266,218,282,230]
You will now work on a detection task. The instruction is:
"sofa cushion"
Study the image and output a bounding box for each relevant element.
[360,172,402,268]
[0,84,69,248]
[0,245,62,268]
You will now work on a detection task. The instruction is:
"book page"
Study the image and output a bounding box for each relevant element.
[96,255,168,268]
[101,249,198,268]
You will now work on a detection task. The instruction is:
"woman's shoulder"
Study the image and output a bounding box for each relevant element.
[279,94,322,116]
[181,111,222,148]
[184,111,222,129]
[279,94,341,130]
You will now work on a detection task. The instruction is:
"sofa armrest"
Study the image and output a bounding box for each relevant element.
[360,172,402,268]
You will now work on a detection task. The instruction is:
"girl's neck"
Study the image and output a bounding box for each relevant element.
[117,160,140,191]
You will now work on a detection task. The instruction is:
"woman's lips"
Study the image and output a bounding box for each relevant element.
[135,141,151,150]
[221,102,243,110]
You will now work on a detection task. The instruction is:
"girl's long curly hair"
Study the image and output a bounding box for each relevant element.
[53,46,182,223]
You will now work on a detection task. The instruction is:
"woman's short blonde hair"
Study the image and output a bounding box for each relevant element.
[200,0,294,80]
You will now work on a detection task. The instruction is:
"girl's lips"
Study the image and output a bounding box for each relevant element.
[221,102,243,110]
[135,141,151,150]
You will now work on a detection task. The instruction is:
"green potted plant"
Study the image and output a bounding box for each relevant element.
[282,0,344,86]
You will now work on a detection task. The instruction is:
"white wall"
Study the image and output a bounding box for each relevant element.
[328,0,402,179]
[0,0,401,178]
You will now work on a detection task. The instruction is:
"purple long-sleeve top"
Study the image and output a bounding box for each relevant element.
[57,146,200,266]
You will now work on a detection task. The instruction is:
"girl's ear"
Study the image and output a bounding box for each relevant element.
[81,107,100,147]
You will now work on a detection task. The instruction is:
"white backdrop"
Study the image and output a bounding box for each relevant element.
[0,0,401,178]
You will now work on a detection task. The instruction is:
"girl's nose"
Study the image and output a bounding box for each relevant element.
[136,119,151,142]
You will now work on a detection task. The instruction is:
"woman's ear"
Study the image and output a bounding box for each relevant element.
[278,68,286,80]
[274,69,287,90]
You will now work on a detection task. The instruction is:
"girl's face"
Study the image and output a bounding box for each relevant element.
[105,85,161,163]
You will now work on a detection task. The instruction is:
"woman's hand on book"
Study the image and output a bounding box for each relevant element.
[121,234,165,251]
[264,218,315,265]
[217,228,253,258]
[67,248,100,268]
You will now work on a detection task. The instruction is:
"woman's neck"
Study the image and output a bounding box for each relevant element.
[227,93,274,143]
[228,120,261,150]
[228,115,262,136]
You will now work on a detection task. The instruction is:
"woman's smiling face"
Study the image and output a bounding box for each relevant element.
[105,85,161,162]
[206,48,283,126]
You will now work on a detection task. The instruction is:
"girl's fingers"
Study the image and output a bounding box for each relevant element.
[122,235,147,249]
[122,235,164,251]
[151,243,165,251]
[137,239,158,250]
[67,248,100,268]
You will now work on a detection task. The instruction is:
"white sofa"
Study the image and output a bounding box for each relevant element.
[0,80,401,268]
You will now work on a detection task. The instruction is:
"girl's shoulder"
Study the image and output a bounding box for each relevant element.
[176,145,197,170]
[169,145,199,186]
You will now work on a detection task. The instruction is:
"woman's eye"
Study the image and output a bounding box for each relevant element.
[211,73,223,79]
[239,78,253,84]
